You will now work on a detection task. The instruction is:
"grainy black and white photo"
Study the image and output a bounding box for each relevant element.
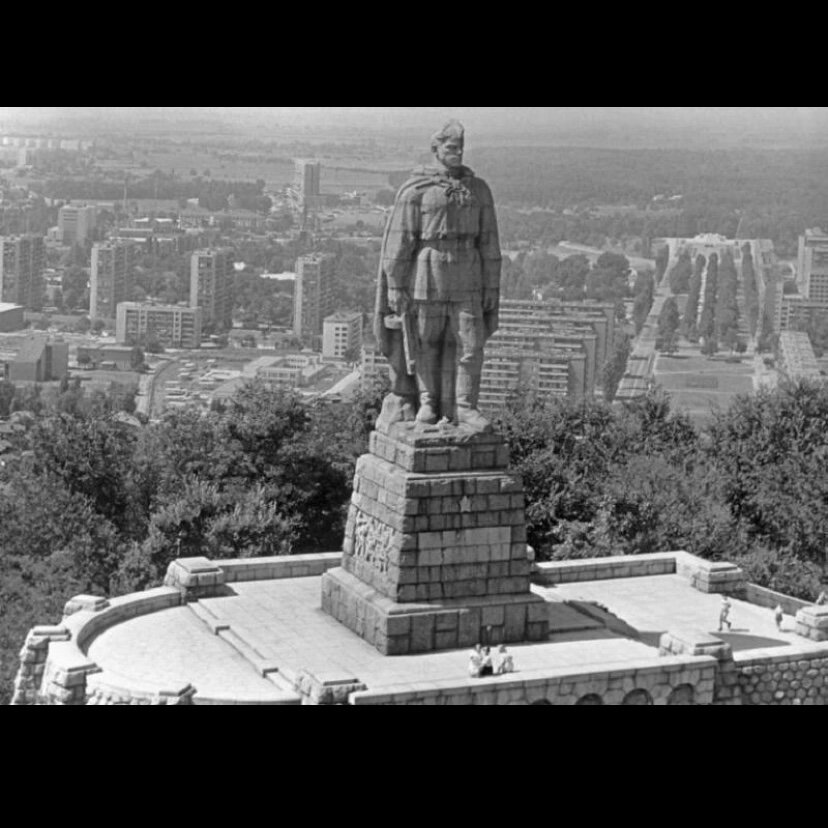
[2,106,827,705]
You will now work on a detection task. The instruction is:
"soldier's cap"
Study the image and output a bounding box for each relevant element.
[431,120,465,151]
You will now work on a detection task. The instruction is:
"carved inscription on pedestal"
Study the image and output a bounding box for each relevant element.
[352,511,392,578]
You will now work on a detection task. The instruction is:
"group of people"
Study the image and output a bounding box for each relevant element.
[469,644,514,678]
[720,590,828,635]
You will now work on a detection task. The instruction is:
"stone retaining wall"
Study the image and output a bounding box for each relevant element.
[350,655,717,705]
[716,648,828,705]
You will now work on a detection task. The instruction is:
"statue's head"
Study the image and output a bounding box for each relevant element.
[430,120,465,171]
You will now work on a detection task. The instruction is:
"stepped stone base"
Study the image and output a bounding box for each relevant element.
[322,567,549,655]
[323,421,549,654]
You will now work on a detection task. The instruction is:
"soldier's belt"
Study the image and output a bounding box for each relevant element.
[420,239,478,251]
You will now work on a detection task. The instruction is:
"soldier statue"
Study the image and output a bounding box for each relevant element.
[374,120,502,433]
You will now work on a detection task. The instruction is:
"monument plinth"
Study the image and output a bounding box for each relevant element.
[321,422,549,654]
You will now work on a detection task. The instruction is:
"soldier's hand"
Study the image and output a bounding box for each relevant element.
[483,289,499,313]
[388,287,410,314]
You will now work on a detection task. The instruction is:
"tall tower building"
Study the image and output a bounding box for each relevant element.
[294,159,322,210]
[190,248,234,330]
[58,205,97,245]
[90,240,136,320]
[0,234,45,309]
[797,228,828,305]
[294,253,335,341]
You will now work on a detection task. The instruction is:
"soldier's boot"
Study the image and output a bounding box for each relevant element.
[416,346,441,425]
[456,362,491,433]
[416,395,439,425]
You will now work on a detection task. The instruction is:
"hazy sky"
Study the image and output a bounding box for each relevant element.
[2,107,827,145]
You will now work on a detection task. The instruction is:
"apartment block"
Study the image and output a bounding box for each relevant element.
[190,248,234,330]
[116,302,202,350]
[0,234,45,309]
[294,253,335,341]
[91,240,137,320]
[796,228,828,305]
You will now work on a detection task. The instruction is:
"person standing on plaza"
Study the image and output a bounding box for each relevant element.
[774,604,784,631]
[718,595,733,632]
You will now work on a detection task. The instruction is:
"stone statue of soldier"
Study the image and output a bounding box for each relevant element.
[374,120,502,433]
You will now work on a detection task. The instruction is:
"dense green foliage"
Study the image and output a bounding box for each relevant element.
[601,334,632,403]
[668,250,693,294]
[656,297,680,353]
[632,270,655,335]
[681,254,705,341]
[4,347,828,703]
[475,146,828,257]
[0,381,380,702]
[494,383,828,596]
[715,249,740,350]
[699,253,719,343]
[741,244,760,337]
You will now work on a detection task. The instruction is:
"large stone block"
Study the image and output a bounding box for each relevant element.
[325,424,546,654]
[322,568,548,655]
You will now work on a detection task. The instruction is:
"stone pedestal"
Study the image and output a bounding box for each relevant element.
[794,605,828,641]
[321,423,549,654]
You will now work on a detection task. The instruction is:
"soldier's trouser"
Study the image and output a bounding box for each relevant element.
[415,299,484,419]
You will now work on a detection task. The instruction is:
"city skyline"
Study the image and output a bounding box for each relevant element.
[3,107,828,148]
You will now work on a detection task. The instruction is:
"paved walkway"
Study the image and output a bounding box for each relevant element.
[86,605,290,701]
[84,574,811,700]
[196,579,654,689]
[545,575,803,652]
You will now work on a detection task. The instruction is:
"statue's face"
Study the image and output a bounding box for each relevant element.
[434,138,464,170]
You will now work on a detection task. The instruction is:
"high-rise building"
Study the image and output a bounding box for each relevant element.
[478,299,609,411]
[294,159,322,210]
[116,302,202,350]
[90,240,137,320]
[0,234,45,309]
[190,248,234,330]
[294,253,335,341]
[58,205,97,245]
[796,228,828,305]
[323,311,363,359]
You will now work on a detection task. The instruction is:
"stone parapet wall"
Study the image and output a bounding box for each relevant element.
[795,605,828,641]
[349,655,717,705]
[718,648,828,705]
[533,550,746,594]
[533,553,677,584]
[744,583,810,616]
[11,625,71,705]
[12,587,182,705]
[219,553,342,583]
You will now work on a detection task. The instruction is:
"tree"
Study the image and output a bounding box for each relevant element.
[667,250,692,294]
[130,347,145,370]
[0,380,16,418]
[632,271,655,334]
[602,334,632,403]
